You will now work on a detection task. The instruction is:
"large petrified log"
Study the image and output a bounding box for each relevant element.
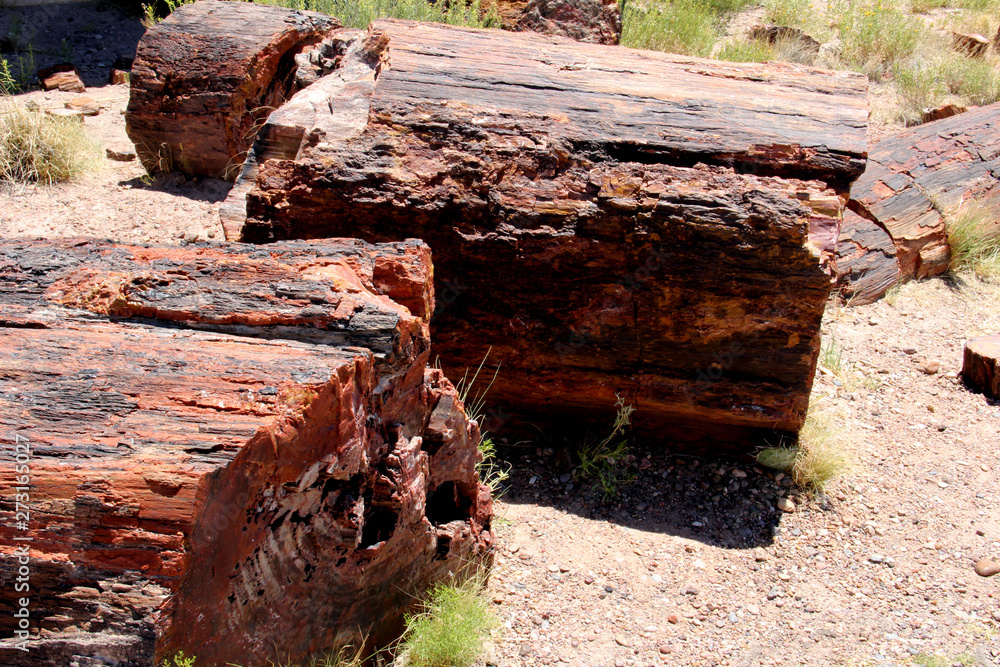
[963,335,1000,399]
[224,20,869,447]
[847,102,1000,285]
[125,0,340,179]
[0,239,492,667]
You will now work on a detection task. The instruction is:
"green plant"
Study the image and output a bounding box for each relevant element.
[757,409,851,492]
[792,409,852,491]
[819,333,843,374]
[255,0,501,30]
[912,652,975,667]
[716,39,774,62]
[909,0,950,11]
[161,652,196,667]
[0,60,14,96]
[452,349,511,495]
[575,395,636,500]
[763,0,827,36]
[398,578,499,667]
[946,201,1000,279]
[832,0,926,79]
[0,100,101,187]
[620,0,720,57]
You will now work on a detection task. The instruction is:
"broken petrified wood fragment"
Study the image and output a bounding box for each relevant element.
[225,19,869,448]
[848,102,1000,281]
[125,0,340,179]
[963,335,1000,399]
[835,209,901,305]
[0,238,491,667]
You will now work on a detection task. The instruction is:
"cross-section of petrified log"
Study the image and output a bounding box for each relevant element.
[125,0,340,180]
[849,102,1000,281]
[0,239,492,667]
[836,208,901,305]
[963,335,1000,399]
[224,19,868,447]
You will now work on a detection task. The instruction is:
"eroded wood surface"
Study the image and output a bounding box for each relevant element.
[0,238,491,667]
[226,19,869,446]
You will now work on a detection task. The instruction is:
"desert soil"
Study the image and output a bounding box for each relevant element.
[2,4,1000,667]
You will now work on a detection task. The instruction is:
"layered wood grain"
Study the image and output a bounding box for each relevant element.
[225,19,869,447]
[848,102,1000,281]
[0,239,491,667]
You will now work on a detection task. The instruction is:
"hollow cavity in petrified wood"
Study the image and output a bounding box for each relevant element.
[125,0,341,179]
[228,20,869,447]
[0,239,491,667]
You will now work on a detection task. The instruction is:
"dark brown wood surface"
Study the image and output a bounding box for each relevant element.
[835,208,901,305]
[963,335,1000,399]
[0,239,491,667]
[125,0,340,179]
[225,19,868,448]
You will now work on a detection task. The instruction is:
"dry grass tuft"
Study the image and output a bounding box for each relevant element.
[946,201,1000,279]
[0,98,100,187]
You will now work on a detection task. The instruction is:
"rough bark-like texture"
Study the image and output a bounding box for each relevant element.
[0,239,492,667]
[485,0,621,43]
[849,102,1000,280]
[836,208,901,305]
[224,20,868,447]
[125,0,340,180]
[964,335,1000,399]
[516,0,622,45]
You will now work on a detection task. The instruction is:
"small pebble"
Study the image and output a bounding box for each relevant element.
[975,558,1000,577]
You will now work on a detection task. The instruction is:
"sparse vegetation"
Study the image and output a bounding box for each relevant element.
[575,395,636,500]
[0,99,101,187]
[453,349,511,496]
[161,652,196,667]
[397,577,499,667]
[912,652,976,667]
[256,0,500,29]
[945,202,1000,279]
[820,333,844,375]
[757,407,852,492]
[832,0,926,79]
[620,0,720,57]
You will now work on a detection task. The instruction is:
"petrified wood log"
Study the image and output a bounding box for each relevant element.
[848,102,1000,281]
[125,0,340,180]
[224,19,868,447]
[0,239,492,667]
[963,335,1000,399]
[485,0,621,43]
[835,208,901,305]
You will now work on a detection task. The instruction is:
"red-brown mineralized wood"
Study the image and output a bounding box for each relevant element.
[227,20,869,447]
[125,0,340,180]
[848,102,1000,281]
[0,239,492,667]
[835,208,901,305]
[963,335,1000,399]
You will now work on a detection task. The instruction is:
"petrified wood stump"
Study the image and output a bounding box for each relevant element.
[223,19,869,447]
[963,335,1000,399]
[0,239,492,667]
[125,0,340,179]
[848,102,1000,281]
